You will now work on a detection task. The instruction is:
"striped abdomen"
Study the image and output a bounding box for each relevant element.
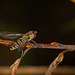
[10,38,25,50]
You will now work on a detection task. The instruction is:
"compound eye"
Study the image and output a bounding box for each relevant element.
[28,36,30,39]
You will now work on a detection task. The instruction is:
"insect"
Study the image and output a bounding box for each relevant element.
[0,31,37,51]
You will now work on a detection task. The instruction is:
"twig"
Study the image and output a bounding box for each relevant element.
[21,47,33,58]
[0,39,75,51]
[26,42,75,51]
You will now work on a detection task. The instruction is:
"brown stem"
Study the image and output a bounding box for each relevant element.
[26,43,75,51]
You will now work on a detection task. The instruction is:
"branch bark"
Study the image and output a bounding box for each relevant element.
[26,42,75,51]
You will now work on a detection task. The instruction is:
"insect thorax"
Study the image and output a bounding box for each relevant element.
[22,31,35,42]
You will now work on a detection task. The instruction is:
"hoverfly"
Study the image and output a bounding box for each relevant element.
[0,31,37,51]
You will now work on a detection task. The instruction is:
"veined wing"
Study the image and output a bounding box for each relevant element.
[17,38,28,51]
[0,31,24,39]
[18,42,26,51]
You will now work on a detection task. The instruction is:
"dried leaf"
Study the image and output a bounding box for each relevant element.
[10,58,21,75]
[45,51,64,75]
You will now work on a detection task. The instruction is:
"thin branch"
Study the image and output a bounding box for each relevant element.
[0,39,75,51]
[26,42,75,51]
[21,47,32,58]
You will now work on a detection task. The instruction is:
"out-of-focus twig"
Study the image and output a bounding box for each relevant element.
[70,0,75,3]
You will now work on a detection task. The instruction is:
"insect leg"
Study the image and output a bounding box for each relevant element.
[21,50,24,57]
[30,40,37,45]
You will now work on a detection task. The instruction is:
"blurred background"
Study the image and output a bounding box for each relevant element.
[0,0,75,75]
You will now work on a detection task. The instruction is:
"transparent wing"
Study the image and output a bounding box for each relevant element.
[0,31,24,39]
[18,42,26,51]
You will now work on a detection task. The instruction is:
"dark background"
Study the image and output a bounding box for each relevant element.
[0,0,75,66]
